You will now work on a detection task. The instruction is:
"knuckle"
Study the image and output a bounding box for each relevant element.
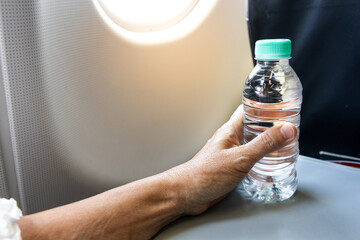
[216,125,232,138]
[241,147,260,162]
[214,127,223,136]
[222,125,236,138]
[225,130,237,141]
[260,132,277,151]
[234,152,256,172]
[211,129,221,141]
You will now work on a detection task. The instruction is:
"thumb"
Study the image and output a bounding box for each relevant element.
[242,123,297,162]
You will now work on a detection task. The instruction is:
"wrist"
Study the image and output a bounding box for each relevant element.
[161,162,205,216]
[158,168,188,217]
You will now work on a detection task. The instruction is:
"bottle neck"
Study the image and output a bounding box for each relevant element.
[256,58,290,66]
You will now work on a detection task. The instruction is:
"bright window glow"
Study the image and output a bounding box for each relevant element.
[96,0,199,33]
[93,0,218,44]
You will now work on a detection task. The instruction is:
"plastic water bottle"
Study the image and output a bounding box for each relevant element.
[241,39,302,202]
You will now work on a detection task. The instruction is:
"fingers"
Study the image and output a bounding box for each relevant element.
[238,123,297,163]
[224,104,244,141]
[228,104,244,125]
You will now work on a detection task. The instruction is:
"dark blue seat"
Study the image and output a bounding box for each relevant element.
[247,0,360,159]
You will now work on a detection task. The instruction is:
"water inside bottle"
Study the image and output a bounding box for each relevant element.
[241,97,300,202]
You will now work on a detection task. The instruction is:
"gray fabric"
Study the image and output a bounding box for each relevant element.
[156,156,360,240]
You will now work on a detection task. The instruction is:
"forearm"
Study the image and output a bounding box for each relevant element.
[17,106,294,239]
[18,172,185,240]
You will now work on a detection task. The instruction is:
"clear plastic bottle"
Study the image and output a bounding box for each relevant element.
[241,39,302,202]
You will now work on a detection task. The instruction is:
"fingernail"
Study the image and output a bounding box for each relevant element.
[280,123,295,140]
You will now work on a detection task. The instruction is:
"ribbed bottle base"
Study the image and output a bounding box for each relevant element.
[241,170,297,203]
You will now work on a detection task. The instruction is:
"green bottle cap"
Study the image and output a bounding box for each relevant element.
[255,39,291,60]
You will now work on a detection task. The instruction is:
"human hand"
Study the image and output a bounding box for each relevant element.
[17,104,297,240]
[167,104,297,215]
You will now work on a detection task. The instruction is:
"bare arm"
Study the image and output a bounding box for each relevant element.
[18,105,296,239]
[18,173,184,239]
